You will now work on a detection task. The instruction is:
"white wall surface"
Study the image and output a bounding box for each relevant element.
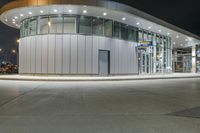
[19,34,138,75]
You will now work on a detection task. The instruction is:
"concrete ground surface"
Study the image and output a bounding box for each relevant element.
[0,79,200,133]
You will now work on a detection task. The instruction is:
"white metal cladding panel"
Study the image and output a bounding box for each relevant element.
[130,42,135,73]
[70,35,78,74]
[99,36,106,50]
[105,37,111,50]
[30,36,36,73]
[85,36,93,74]
[19,39,24,73]
[114,39,119,74]
[41,35,48,73]
[92,36,99,74]
[23,38,27,73]
[124,42,129,73]
[55,35,63,74]
[26,37,31,73]
[133,43,138,73]
[48,35,55,73]
[62,35,70,74]
[118,40,123,73]
[77,35,86,74]
[110,39,115,74]
[35,36,42,73]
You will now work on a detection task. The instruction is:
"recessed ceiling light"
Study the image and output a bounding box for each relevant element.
[12,21,16,24]
[167,33,170,35]
[173,42,176,45]
[122,17,126,21]
[28,12,32,15]
[40,10,44,13]
[103,12,107,16]
[12,19,15,22]
[5,19,8,22]
[14,16,18,19]
[148,26,152,29]
[136,22,140,25]
[53,9,58,13]
[176,35,179,38]
[158,30,161,32]
[68,9,72,13]
[20,14,24,17]
[83,10,87,14]
[188,38,192,41]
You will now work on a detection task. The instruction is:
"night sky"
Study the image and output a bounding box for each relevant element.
[0,0,200,64]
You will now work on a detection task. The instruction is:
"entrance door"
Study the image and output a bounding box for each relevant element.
[138,47,153,74]
[99,50,110,76]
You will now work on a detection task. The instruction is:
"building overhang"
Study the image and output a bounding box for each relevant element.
[0,0,200,48]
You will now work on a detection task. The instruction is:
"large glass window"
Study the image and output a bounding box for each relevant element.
[92,17,103,35]
[104,19,113,37]
[38,16,49,34]
[121,24,128,40]
[49,15,63,34]
[28,17,37,36]
[20,14,140,43]
[64,16,76,33]
[23,19,29,37]
[78,16,92,34]
[113,22,121,39]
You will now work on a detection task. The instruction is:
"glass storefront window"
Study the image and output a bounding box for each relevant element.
[28,17,37,36]
[78,16,92,35]
[92,17,103,35]
[113,22,121,39]
[104,19,113,37]
[39,16,49,34]
[23,19,29,37]
[121,24,128,40]
[138,31,143,41]
[49,16,63,34]
[64,16,76,33]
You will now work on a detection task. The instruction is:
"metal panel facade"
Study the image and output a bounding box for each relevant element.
[19,34,138,75]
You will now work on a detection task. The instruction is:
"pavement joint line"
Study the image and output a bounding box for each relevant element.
[0,83,45,110]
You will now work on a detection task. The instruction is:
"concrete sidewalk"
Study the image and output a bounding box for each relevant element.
[0,73,199,81]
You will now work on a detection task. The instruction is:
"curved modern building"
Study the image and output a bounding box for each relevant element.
[1,0,200,75]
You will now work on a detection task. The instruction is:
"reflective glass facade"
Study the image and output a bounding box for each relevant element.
[20,15,138,42]
[20,14,172,74]
[137,31,172,74]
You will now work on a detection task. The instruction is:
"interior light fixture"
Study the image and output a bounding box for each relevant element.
[148,26,152,29]
[20,14,24,17]
[28,12,32,15]
[176,35,179,38]
[48,21,51,27]
[167,33,170,35]
[158,30,161,32]
[14,16,18,19]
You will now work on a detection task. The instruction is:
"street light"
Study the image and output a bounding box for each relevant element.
[17,39,20,44]
[12,49,16,54]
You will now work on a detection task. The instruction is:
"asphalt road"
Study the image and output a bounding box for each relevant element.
[0,78,200,133]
